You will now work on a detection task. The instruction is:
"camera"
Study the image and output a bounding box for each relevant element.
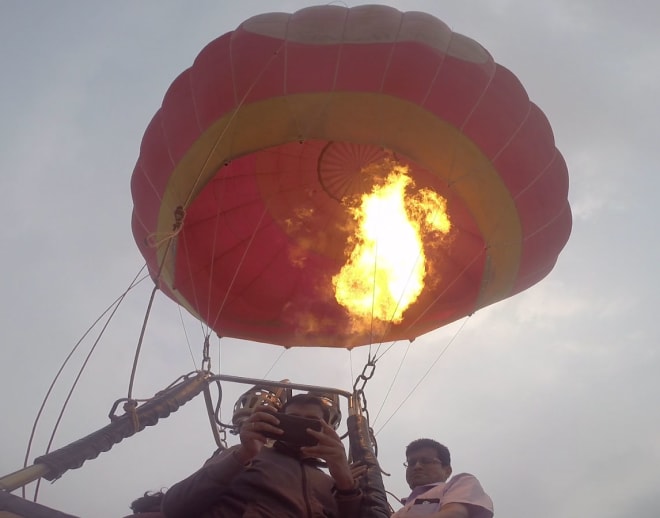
[262,413,323,446]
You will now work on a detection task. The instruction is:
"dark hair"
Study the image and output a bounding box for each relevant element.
[406,438,451,466]
[283,394,330,423]
[130,490,165,513]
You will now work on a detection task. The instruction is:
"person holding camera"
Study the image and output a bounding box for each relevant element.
[161,394,364,517]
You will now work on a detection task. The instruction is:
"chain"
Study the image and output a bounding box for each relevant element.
[201,334,211,372]
[353,358,377,422]
[352,357,380,456]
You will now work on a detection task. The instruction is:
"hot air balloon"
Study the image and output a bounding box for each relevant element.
[1,6,571,516]
[131,4,571,350]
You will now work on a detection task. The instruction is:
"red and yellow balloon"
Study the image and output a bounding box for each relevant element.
[131,5,571,348]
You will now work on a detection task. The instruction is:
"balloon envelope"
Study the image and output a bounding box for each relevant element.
[131,5,571,348]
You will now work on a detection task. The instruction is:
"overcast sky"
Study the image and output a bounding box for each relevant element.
[1,1,659,517]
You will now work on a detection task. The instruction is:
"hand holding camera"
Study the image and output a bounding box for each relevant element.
[261,412,323,446]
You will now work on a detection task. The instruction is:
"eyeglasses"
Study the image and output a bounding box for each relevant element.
[403,457,443,468]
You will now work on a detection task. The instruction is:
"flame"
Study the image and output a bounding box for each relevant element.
[332,161,451,327]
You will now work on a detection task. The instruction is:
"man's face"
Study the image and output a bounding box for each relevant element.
[284,402,325,422]
[405,446,452,489]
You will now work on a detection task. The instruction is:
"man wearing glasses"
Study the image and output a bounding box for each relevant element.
[392,438,493,517]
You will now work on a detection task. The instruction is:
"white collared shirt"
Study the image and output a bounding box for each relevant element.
[393,473,494,517]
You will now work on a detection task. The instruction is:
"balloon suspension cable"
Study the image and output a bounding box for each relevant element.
[0,371,211,493]
[373,247,485,363]
[368,203,468,358]
[171,40,287,339]
[347,200,462,437]
[198,196,222,338]
[368,241,380,349]
[25,267,147,502]
[208,204,269,333]
[374,315,470,436]
[182,41,288,209]
[174,167,220,340]
[177,304,199,371]
[364,251,476,429]
[135,205,187,395]
[22,267,148,492]
[366,253,481,431]
[139,44,288,373]
[261,346,289,380]
[126,284,159,403]
[359,239,482,432]
[124,208,198,444]
[370,341,413,428]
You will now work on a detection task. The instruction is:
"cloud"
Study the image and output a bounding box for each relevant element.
[1,2,659,518]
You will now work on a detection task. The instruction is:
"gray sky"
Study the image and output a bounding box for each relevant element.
[1,1,659,517]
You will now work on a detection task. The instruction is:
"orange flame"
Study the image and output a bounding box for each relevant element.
[332,161,451,328]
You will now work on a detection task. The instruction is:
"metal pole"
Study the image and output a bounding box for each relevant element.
[0,464,50,493]
[207,373,358,414]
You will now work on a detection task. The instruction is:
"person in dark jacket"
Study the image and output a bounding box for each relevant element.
[161,394,363,517]
[122,491,165,517]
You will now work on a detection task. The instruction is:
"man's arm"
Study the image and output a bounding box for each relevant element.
[435,474,494,518]
[346,415,392,518]
[302,421,357,491]
[161,447,247,518]
[162,408,283,518]
[391,502,470,518]
[302,421,364,517]
[432,502,470,518]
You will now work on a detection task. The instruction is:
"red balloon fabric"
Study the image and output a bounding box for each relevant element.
[131,5,571,348]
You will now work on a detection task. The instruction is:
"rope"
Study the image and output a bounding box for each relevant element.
[352,246,483,434]
[127,284,159,401]
[177,304,198,371]
[142,39,288,345]
[208,204,269,333]
[30,270,147,502]
[262,347,289,379]
[23,267,147,501]
[370,340,412,427]
[374,316,470,436]
[123,399,140,433]
[145,205,186,248]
